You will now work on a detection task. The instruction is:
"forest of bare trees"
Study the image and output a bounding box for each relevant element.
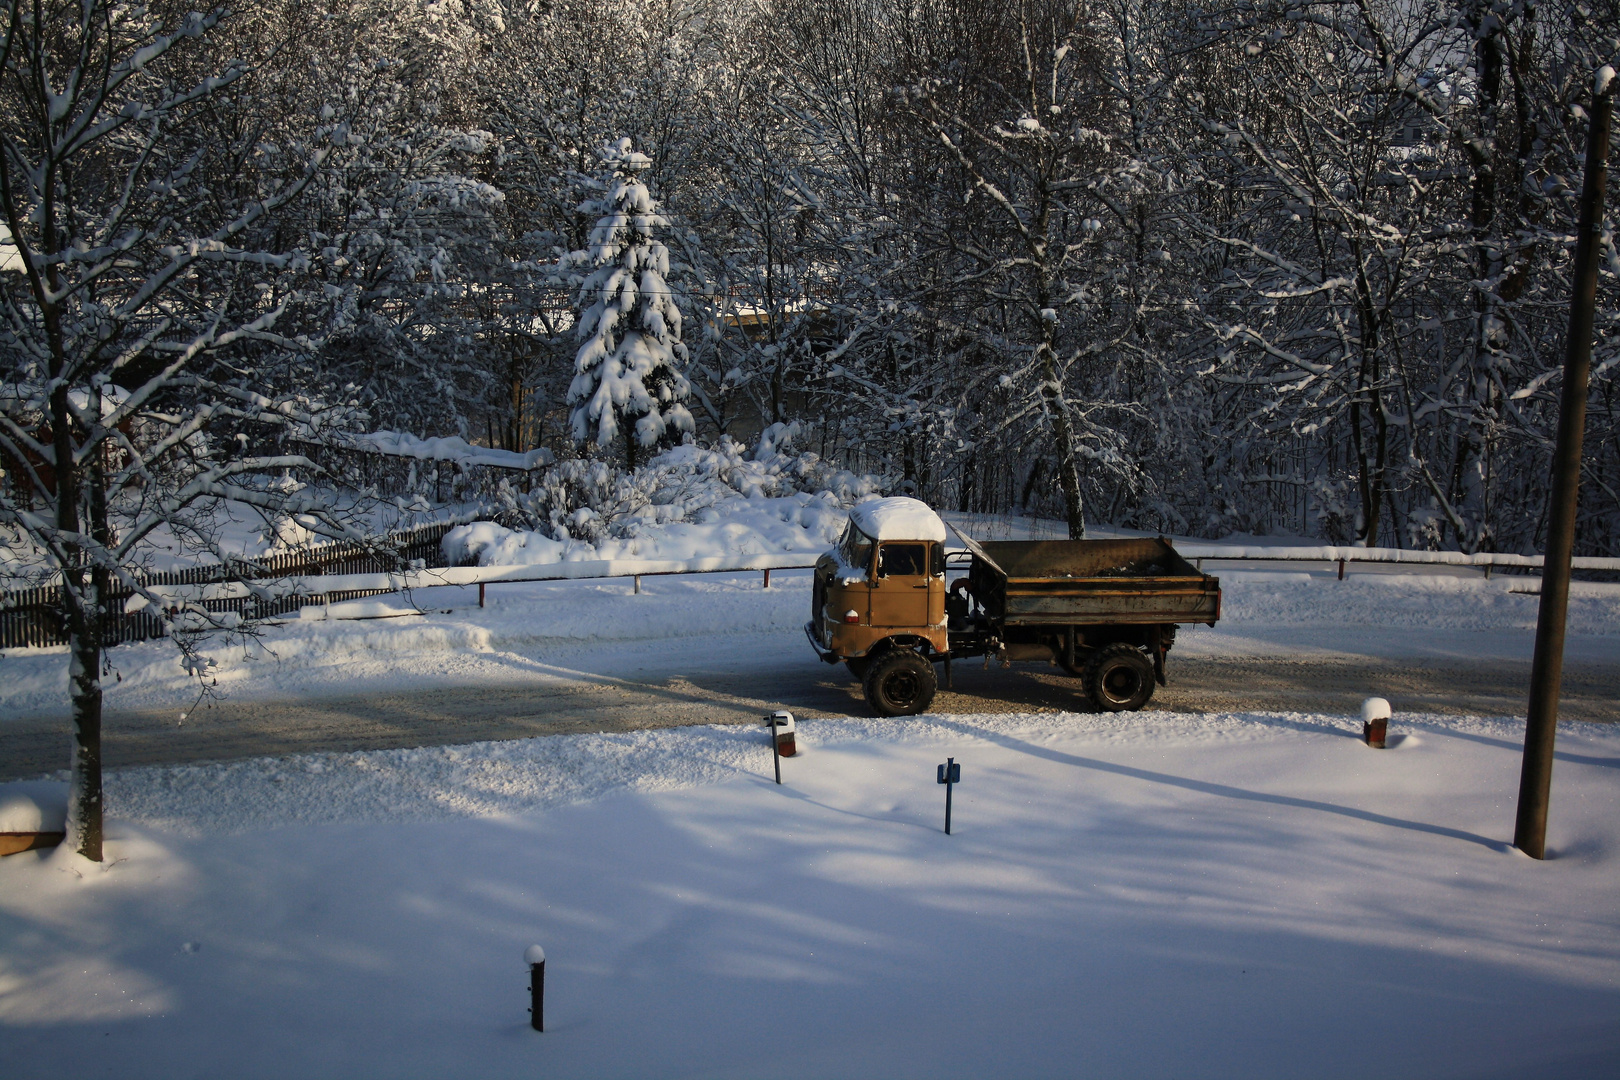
[9,0,1618,548]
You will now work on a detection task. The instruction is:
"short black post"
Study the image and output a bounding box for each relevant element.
[525,944,545,1031]
[937,757,960,834]
[764,713,781,784]
[772,722,781,785]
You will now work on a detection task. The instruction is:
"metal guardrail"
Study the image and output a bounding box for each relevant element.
[1174,545,1620,580]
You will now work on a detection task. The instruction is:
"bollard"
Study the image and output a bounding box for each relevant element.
[936,757,960,834]
[525,944,546,1031]
[1362,697,1391,749]
[479,582,486,608]
[763,568,772,589]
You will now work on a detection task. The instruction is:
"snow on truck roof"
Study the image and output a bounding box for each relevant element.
[849,497,947,542]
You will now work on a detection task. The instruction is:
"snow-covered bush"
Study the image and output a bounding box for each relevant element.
[443,424,880,566]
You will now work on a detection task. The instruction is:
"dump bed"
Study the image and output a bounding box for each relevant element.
[962,537,1220,626]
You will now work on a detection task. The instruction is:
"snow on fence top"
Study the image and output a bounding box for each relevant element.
[850,497,947,542]
[333,430,555,472]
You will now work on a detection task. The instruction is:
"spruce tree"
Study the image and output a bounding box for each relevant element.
[562,138,694,468]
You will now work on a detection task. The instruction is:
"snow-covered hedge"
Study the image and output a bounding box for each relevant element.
[442,423,880,567]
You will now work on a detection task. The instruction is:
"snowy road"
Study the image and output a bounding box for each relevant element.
[2,642,1616,780]
[4,568,1617,779]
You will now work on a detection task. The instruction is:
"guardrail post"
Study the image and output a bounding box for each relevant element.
[1337,558,1346,581]
[478,582,485,608]
[633,575,641,594]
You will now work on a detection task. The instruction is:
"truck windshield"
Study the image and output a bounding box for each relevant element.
[839,524,875,574]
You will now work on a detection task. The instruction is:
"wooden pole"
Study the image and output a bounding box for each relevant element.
[1514,84,1612,860]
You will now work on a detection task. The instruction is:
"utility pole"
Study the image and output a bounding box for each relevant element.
[1514,77,1614,860]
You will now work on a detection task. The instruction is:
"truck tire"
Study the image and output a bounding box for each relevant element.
[845,657,872,681]
[1085,643,1155,712]
[864,650,937,716]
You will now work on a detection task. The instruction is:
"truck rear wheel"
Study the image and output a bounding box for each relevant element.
[1085,643,1155,712]
[864,650,937,716]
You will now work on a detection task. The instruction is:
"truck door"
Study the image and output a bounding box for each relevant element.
[871,541,932,628]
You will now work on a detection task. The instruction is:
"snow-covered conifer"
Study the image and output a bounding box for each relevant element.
[562,139,695,468]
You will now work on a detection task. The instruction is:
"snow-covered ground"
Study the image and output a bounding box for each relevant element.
[4,515,1619,1075]
[2,710,1618,1078]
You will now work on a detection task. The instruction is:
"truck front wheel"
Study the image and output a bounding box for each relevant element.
[864,650,937,716]
[1085,644,1155,712]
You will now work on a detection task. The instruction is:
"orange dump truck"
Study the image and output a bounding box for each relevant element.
[805,498,1222,716]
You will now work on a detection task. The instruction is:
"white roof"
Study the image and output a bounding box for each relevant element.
[849,497,947,542]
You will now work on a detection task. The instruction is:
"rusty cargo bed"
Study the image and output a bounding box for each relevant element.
[962,537,1221,626]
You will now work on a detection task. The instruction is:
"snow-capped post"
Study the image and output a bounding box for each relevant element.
[1516,71,1614,862]
[560,138,696,471]
[525,944,546,1031]
[1362,698,1391,749]
[937,758,961,834]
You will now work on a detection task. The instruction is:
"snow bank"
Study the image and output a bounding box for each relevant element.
[71,709,1617,836]
[1215,570,1620,637]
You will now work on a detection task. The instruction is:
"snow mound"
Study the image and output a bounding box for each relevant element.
[445,426,879,567]
[0,780,67,832]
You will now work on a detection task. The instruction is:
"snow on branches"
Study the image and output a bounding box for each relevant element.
[561,138,696,467]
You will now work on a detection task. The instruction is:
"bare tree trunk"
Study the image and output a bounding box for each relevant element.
[66,605,104,862]
[52,386,104,860]
[1037,242,1085,538]
[1039,343,1086,538]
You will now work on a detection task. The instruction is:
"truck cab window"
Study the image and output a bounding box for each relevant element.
[839,525,875,575]
[878,543,926,577]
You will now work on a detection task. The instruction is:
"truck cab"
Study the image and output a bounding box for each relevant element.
[806,499,950,705]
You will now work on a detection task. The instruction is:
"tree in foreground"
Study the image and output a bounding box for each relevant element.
[561,138,695,469]
[0,1,348,860]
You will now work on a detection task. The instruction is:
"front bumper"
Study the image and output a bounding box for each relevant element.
[804,620,839,663]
